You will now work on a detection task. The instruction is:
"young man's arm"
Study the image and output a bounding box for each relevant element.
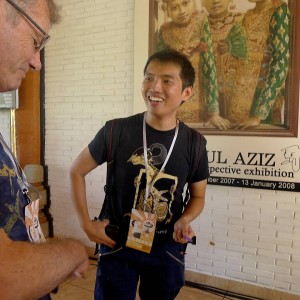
[69,147,116,248]
[0,228,89,300]
[173,179,207,243]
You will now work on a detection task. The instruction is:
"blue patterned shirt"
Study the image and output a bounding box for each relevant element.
[0,136,29,241]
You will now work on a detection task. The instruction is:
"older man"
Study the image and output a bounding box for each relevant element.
[0,0,89,299]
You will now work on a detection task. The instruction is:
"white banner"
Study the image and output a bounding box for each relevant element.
[207,136,300,192]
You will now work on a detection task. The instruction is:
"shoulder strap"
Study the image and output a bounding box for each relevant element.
[98,118,123,219]
[103,117,124,184]
[188,130,203,183]
[95,118,123,254]
[183,130,203,207]
[104,118,122,165]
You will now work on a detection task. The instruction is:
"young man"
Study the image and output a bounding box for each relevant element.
[0,0,89,299]
[70,50,209,300]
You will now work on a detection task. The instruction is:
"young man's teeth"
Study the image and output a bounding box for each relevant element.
[150,97,162,102]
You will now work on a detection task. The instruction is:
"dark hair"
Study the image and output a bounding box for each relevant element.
[143,50,195,90]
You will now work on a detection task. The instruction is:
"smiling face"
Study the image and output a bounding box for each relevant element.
[167,0,196,26]
[141,60,193,121]
[202,0,230,17]
[0,0,50,92]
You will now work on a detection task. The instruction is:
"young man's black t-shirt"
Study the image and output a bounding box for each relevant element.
[89,113,209,243]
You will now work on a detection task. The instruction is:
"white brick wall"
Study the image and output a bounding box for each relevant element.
[45,0,134,247]
[192,185,300,294]
[43,0,300,297]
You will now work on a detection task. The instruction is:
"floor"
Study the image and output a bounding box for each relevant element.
[50,259,242,300]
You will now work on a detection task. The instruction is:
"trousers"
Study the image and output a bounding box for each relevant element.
[94,239,186,300]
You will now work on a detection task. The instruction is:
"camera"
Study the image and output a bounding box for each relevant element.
[105,224,119,241]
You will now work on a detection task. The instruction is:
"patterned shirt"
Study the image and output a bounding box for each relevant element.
[0,135,29,241]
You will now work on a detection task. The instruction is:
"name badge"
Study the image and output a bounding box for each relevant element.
[25,199,46,243]
[126,209,156,253]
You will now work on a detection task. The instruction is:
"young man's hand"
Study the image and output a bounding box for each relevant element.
[83,219,116,248]
[173,218,195,244]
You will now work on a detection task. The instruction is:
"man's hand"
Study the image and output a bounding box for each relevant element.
[73,256,90,279]
[173,217,195,244]
[83,219,116,248]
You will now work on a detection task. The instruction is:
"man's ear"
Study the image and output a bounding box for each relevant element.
[182,86,193,103]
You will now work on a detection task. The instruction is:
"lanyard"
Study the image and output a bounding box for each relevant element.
[143,113,179,206]
[0,133,30,202]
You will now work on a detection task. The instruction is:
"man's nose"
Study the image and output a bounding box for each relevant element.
[29,51,42,71]
[150,79,162,91]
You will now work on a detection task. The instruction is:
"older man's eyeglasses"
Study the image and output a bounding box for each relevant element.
[6,0,50,51]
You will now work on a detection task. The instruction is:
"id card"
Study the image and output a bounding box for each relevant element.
[25,199,46,244]
[126,209,156,253]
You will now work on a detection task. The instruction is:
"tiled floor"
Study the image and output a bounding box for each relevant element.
[51,259,238,300]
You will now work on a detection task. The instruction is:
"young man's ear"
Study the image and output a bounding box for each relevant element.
[182,86,193,103]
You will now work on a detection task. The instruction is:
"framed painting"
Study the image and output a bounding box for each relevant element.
[145,0,300,137]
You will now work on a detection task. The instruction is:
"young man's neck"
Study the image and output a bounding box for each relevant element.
[145,112,178,131]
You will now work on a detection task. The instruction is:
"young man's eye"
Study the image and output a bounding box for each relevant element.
[164,79,173,84]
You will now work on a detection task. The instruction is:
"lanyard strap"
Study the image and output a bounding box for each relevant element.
[143,113,179,206]
[0,133,30,200]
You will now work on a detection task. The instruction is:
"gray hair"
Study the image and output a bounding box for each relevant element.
[7,0,61,25]
[45,0,61,25]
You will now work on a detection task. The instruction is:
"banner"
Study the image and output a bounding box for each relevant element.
[207,138,300,192]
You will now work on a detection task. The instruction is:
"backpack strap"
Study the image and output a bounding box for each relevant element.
[191,131,203,181]
[100,118,123,215]
[94,118,123,254]
[105,118,122,174]
[183,130,203,208]
[182,130,203,248]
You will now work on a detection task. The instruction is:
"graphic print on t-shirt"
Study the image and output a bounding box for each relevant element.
[128,143,178,224]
